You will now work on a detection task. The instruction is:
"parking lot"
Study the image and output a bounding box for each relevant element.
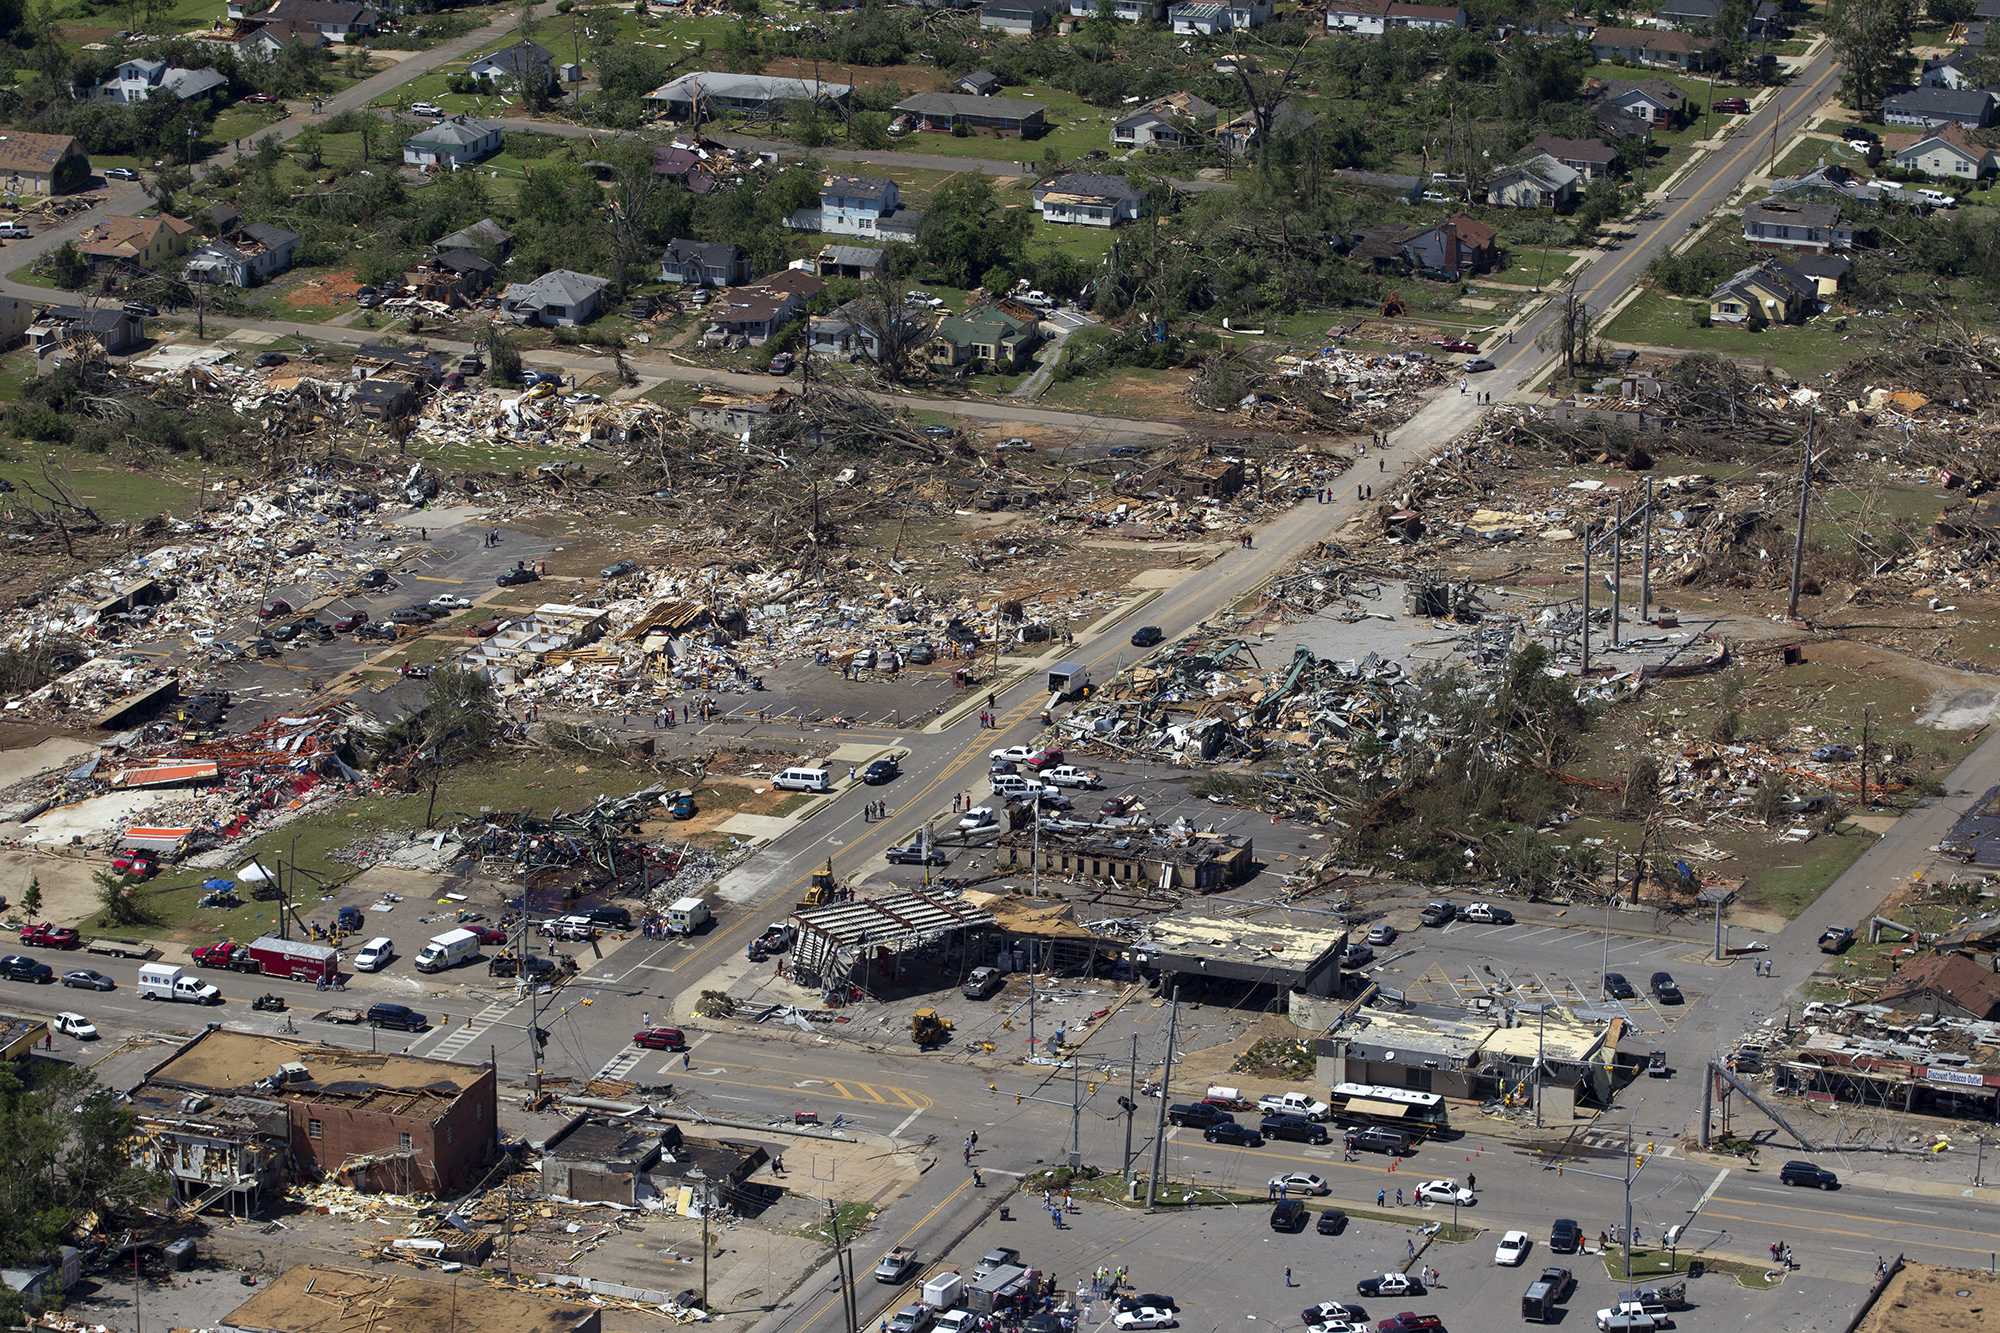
[911,1195,1862,1333]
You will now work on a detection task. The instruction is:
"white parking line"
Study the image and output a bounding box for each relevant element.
[1515,926,1563,942]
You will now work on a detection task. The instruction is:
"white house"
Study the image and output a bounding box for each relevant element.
[1485,152,1580,209]
[90,58,227,104]
[402,115,502,169]
[1067,0,1167,20]
[248,0,377,40]
[1033,171,1143,226]
[1890,125,2000,180]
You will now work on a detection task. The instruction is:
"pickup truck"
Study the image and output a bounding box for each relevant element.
[1595,1301,1667,1330]
[1258,1091,1332,1121]
[19,923,81,949]
[1817,926,1854,953]
[873,1247,919,1283]
[192,941,261,972]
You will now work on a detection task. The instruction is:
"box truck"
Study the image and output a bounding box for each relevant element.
[137,962,222,1005]
[414,927,481,973]
[247,935,340,984]
[665,896,712,934]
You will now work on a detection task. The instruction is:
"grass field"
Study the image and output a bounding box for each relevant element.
[1598,287,1888,374]
[0,443,206,522]
[892,84,1113,165]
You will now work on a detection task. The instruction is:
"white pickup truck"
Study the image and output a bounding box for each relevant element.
[1257,1091,1332,1121]
[1595,1302,1667,1331]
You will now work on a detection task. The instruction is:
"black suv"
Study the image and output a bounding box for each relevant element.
[1204,1121,1263,1147]
[1548,1218,1582,1253]
[1780,1160,1839,1189]
[1270,1199,1308,1233]
[1167,1102,1230,1130]
[1315,1209,1348,1236]
[1650,971,1683,1004]
[1603,972,1636,1000]
[863,757,900,785]
[367,1003,429,1031]
[1260,1113,1329,1145]
[0,954,54,983]
[586,906,632,929]
[1130,626,1163,648]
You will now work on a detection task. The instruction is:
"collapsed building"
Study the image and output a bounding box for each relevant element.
[130,1029,499,1215]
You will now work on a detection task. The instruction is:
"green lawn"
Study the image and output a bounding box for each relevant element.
[1770,135,1870,180]
[1583,63,1752,112]
[1501,247,1582,285]
[212,103,291,147]
[0,445,205,523]
[1027,218,1123,264]
[1599,287,1887,374]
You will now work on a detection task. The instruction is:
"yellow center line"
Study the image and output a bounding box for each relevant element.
[1704,1208,1997,1259]
[799,1178,974,1331]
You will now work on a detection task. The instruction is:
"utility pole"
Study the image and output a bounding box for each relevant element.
[701,1183,713,1309]
[1145,982,1179,1208]
[1611,496,1623,648]
[1122,1034,1139,1183]
[1640,475,1654,624]
[1070,1048,1083,1167]
[1859,705,1871,810]
[1028,805,1041,1054]
[1581,511,1592,673]
[1623,1124,1637,1281]
[824,1199,857,1333]
[1533,1005,1546,1128]
[1787,412,1814,621]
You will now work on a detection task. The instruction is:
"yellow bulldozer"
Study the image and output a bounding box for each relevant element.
[799,860,841,911]
[911,1008,954,1049]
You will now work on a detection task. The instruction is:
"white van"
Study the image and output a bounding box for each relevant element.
[773,766,832,793]
[353,937,395,971]
[137,962,222,1005]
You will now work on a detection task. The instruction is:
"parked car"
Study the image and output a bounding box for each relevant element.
[1269,1173,1331,1196]
[1817,926,1855,953]
[497,568,540,587]
[1714,95,1750,113]
[0,955,55,983]
[1115,1296,1178,1314]
[1340,943,1374,968]
[886,844,948,866]
[1495,1230,1532,1266]
[633,1026,688,1051]
[863,757,901,784]
[409,101,444,117]
[1111,1311,1176,1331]
[1465,357,1496,373]
[112,849,159,880]
[586,906,632,929]
[332,612,366,632]
[1205,1121,1264,1147]
[258,598,293,620]
[1130,625,1164,647]
[602,560,638,579]
[243,92,278,103]
[1269,1199,1309,1233]
[1549,1218,1582,1253]
[1260,1113,1329,1145]
[1365,922,1398,946]
[63,969,115,990]
[1344,1126,1410,1156]
[468,925,508,945]
[104,166,140,181]
[1100,795,1133,817]
[1315,1209,1349,1236]
[255,350,288,367]
[1649,971,1683,1003]
[768,351,795,375]
[1603,972,1636,1000]
[19,923,80,949]
[367,1003,428,1031]
[990,745,1037,764]
[1374,1316,1443,1333]
[1780,1159,1839,1189]
[429,593,472,610]
[1462,902,1514,925]
[1419,901,1457,926]
[1300,1303,1363,1328]
[53,1012,98,1040]
[1356,1274,1424,1299]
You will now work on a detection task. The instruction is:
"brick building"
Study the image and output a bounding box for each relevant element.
[132,1028,496,1213]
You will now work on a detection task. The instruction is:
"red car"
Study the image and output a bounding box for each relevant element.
[1025,748,1064,770]
[111,849,159,880]
[1100,795,1131,817]
[258,598,293,620]
[633,1026,688,1051]
[1714,96,1750,114]
[332,612,366,632]
[1434,339,1477,353]
[19,923,80,949]
[471,618,504,637]
[243,92,279,104]
[468,924,508,945]
[1376,1316,1445,1333]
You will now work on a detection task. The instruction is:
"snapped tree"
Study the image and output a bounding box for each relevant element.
[409,667,502,828]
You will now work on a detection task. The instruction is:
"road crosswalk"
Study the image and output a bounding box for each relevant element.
[427,998,517,1063]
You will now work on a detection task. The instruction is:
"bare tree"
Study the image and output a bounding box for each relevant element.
[1230,35,1315,183]
[1538,280,1597,375]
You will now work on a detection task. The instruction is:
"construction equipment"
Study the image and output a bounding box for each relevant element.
[800,859,842,910]
[911,1008,954,1049]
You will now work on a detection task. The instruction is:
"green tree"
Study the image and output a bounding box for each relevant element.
[486,323,523,386]
[851,111,890,149]
[19,875,40,917]
[916,175,1030,289]
[405,667,502,827]
[1828,0,1916,117]
[296,123,324,169]
[94,867,155,926]
[46,240,88,290]
[0,1062,164,1286]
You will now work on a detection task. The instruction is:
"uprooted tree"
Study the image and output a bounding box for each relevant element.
[403,667,503,827]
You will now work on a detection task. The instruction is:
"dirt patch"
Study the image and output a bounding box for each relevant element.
[285,270,365,310]
[1855,1262,2000,1333]
[0,850,109,927]
[758,57,946,93]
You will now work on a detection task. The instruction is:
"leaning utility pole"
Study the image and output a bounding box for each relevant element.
[1787,412,1814,620]
[1145,982,1179,1208]
[1122,1034,1139,1183]
[1859,705,1872,809]
[825,1199,858,1333]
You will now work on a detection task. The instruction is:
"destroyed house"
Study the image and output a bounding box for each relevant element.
[816,244,886,279]
[808,298,891,360]
[410,247,496,301]
[652,145,719,194]
[704,270,822,345]
[690,391,793,440]
[132,1028,497,1214]
[1779,1031,2000,1123]
[997,828,1253,893]
[1134,905,1345,1018]
[646,71,853,119]
[654,1133,769,1189]
[253,0,377,38]
[1033,171,1143,226]
[351,341,446,387]
[1877,952,2000,1021]
[1113,93,1220,149]
[90,58,227,104]
[76,212,195,268]
[1321,1000,1614,1108]
[788,891,996,999]
[218,1265,602,1333]
[0,1013,49,1063]
[29,304,144,354]
[1742,198,1853,251]
[184,222,299,286]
